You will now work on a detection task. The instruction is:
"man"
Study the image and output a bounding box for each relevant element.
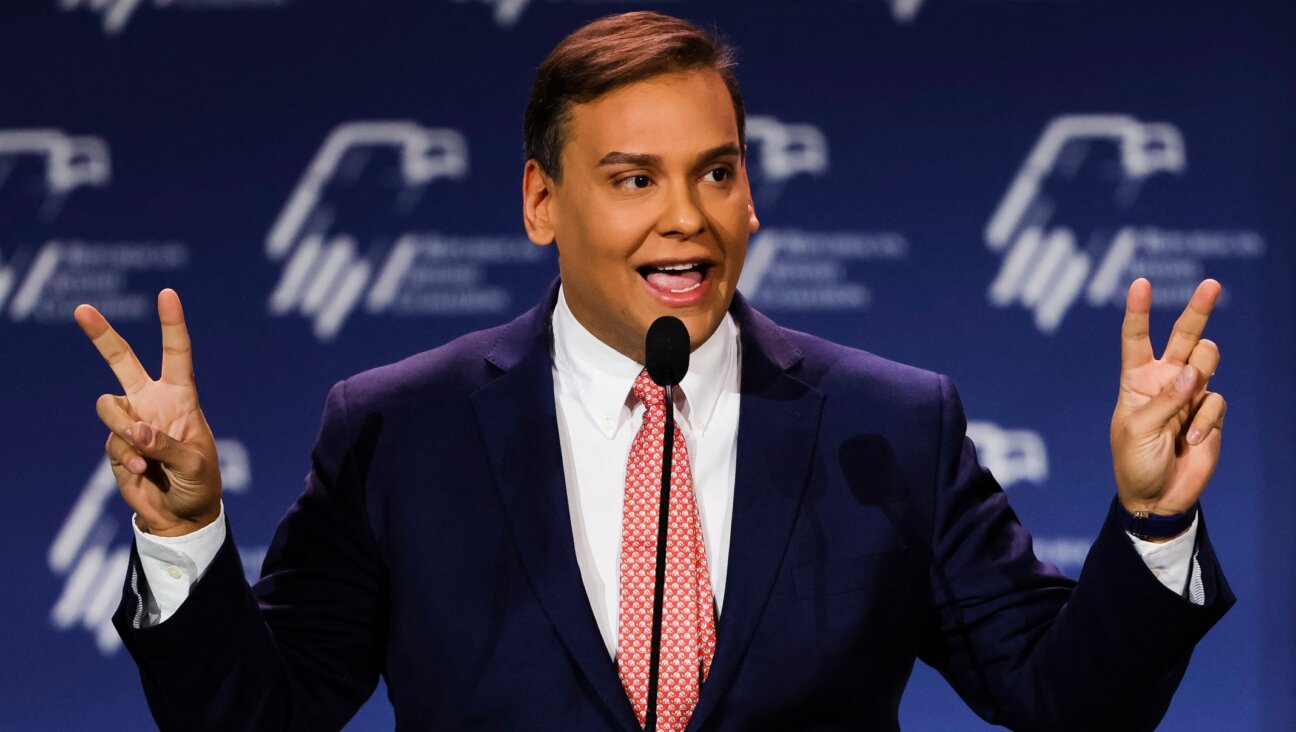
[77,12,1232,731]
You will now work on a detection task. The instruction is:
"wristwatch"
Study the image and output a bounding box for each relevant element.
[1114,496,1197,540]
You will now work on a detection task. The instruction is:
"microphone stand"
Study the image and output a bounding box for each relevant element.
[644,384,675,732]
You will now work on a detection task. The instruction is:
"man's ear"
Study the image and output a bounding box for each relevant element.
[742,163,760,234]
[522,159,557,246]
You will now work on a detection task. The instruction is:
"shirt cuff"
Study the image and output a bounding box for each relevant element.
[131,501,227,625]
[1126,511,1203,605]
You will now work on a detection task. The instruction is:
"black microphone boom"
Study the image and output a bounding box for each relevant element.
[645,316,690,387]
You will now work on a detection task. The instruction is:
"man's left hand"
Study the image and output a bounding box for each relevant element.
[1111,278,1227,524]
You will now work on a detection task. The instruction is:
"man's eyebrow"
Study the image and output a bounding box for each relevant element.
[597,151,661,167]
[596,143,741,168]
[694,143,741,164]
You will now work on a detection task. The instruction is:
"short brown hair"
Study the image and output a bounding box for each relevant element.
[524,11,744,181]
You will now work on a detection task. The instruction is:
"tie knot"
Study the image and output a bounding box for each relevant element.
[631,369,667,411]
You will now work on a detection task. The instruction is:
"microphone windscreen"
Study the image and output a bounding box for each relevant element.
[645,316,690,387]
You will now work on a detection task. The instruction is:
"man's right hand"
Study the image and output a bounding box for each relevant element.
[75,288,222,537]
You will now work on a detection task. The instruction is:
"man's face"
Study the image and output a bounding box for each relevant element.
[523,69,759,363]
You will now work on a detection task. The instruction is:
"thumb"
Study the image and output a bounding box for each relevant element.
[127,421,202,474]
[1127,365,1198,436]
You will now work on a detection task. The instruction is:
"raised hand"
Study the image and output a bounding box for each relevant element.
[1111,278,1226,521]
[75,289,222,537]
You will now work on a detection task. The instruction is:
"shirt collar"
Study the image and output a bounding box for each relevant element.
[551,285,738,438]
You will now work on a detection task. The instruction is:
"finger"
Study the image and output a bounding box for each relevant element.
[75,304,151,394]
[1187,338,1219,388]
[96,395,150,475]
[1127,364,1199,435]
[1121,278,1154,370]
[158,289,195,387]
[1186,392,1227,446]
[126,420,203,474]
[1163,279,1221,365]
[95,393,137,436]
[105,432,148,475]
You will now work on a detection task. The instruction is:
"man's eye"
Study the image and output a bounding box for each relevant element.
[704,167,732,183]
[617,174,653,190]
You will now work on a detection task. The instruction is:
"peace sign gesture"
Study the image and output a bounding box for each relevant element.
[75,289,222,537]
[1111,278,1227,523]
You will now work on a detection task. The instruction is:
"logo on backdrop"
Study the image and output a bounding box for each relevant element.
[738,116,909,312]
[966,420,1049,489]
[985,114,1264,333]
[59,0,290,37]
[266,120,547,341]
[0,129,190,324]
[0,129,109,218]
[746,115,830,205]
[47,440,259,654]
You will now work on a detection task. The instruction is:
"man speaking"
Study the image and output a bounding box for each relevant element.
[76,12,1232,731]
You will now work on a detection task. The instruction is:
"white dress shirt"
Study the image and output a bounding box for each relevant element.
[132,287,1202,633]
[550,287,742,656]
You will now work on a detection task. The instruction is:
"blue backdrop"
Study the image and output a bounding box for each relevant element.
[2,1,1292,728]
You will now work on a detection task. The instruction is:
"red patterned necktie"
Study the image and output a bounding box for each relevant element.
[617,369,717,731]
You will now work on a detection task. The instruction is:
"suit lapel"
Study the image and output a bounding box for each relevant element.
[686,296,825,732]
[469,292,641,732]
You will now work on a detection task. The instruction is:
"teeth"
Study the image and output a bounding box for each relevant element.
[658,263,698,271]
[670,281,702,293]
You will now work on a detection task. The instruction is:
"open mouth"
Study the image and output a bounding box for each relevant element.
[637,262,712,294]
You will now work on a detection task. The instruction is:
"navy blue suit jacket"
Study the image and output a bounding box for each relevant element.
[114,284,1233,730]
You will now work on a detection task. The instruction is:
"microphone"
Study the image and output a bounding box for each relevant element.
[645,315,690,387]
[642,316,689,732]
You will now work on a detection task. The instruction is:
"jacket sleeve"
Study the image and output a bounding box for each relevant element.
[111,379,389,731]
[917,375,1234,731]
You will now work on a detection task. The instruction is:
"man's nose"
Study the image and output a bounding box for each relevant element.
[657,180,707,240]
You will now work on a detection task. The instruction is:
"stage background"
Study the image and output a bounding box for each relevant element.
[1,1,1292,728]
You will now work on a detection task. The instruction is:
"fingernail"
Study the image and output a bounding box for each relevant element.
[130,458,147,473]
[124,427,133,442]
[137,424,153,447]
[1177,365,1195,390]
[1187,429,1203,445]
